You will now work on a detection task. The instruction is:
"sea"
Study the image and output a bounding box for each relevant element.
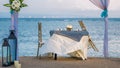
[0,18,120,58]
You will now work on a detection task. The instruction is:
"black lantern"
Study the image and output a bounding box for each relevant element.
[8,30,17,64]
[2,38,11,67]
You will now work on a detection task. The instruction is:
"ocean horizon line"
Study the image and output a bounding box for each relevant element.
[0,18,120,22]
[0,17,120,19]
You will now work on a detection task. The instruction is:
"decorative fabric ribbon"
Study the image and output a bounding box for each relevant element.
[101,9,108,18]
[10,10,14,14]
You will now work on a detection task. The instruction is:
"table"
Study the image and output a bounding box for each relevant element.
[40,30,89,60]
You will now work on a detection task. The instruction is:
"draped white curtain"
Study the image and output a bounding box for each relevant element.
[90,0,109,10]
[40,34,89,58]
[89,0,110,58]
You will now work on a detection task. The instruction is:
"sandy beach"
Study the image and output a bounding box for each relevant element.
[0,57,120,68]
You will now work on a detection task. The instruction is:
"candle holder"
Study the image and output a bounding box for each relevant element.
[66,25,73,31]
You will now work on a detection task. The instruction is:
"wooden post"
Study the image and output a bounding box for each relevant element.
[78,21,99,52]
[37,23,43,58]
[104,17,109,58]
[38,23,42,43]
[78,21,87,31]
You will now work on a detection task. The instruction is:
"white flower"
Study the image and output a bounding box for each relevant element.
[11,0,21,10]
[12,4,15,9]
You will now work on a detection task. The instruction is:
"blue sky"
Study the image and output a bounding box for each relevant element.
[0,0,120,18]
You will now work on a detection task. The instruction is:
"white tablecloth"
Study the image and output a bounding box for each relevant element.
[40,34,89,60]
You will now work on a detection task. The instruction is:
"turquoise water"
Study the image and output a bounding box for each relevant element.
[0,18,120,58]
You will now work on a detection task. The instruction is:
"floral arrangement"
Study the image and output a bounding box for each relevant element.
[4,0,27,12]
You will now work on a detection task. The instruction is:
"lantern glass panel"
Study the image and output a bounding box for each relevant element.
[9,39,16,62]
[2,40,11,66]
[3,47,7,64]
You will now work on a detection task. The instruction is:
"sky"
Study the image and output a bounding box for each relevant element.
[0,0,120,18]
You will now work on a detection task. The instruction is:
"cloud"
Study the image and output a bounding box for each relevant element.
[21,0,97,13]
[1,0,120,12]
[109,0,120,10]
[0,0,120,18]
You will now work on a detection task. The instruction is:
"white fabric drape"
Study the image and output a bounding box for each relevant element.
[40,34,89,58]
[89,0,110,58]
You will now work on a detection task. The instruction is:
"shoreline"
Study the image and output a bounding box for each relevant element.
[0,56,120,68]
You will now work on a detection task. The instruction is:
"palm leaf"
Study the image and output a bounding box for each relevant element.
[10,0,14,4]
[20,0,24,3]
[21,3,28,7]
[4,4,11,7]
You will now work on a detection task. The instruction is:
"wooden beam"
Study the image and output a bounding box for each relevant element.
[78,21,99,52]
[78,21,87,31]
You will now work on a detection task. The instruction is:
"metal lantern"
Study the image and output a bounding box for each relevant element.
[2,38,11,67]
[8,30,17,64]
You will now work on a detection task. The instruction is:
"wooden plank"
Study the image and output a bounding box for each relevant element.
[68,50,85,60]
[88,36,99,52]
[38,23,42,43]
[78,21,87,31]
[37,22,43,58]
[78,21,99,52]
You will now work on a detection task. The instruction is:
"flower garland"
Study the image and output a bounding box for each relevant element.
[4,0,27,12]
